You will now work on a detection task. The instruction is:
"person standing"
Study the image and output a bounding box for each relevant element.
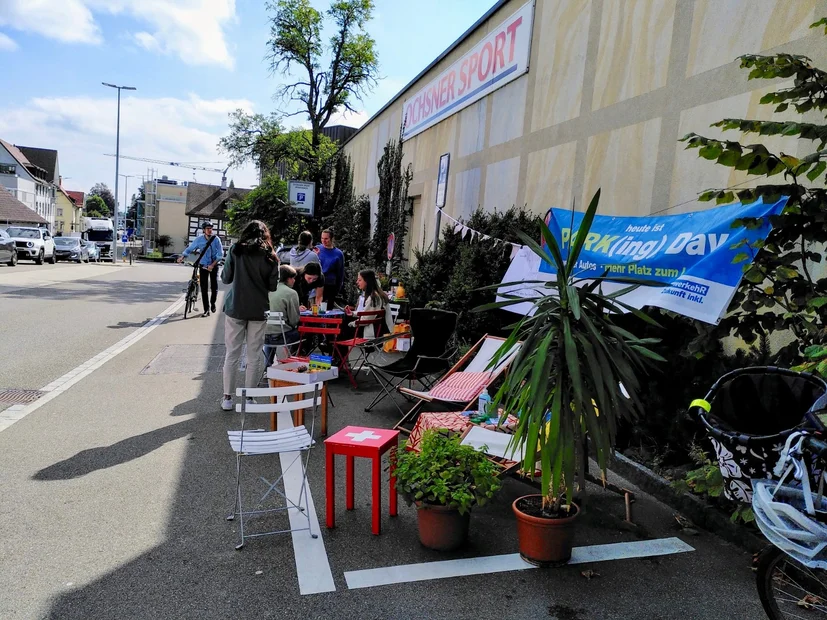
[220,220,279,412]
[178,221,224,317]
[288,231,320,270]
[316,228,344,305]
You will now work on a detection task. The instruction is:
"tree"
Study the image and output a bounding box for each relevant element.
[89,183,116,214]
[127,186,145,227]
[267,0,379,152]
[371,131,412,271]
[680,18,827,360]
[85,195,109,218]
[225,174,302,242]
[155,234,172,254]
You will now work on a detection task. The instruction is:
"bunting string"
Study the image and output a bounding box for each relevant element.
[436,206,524,259]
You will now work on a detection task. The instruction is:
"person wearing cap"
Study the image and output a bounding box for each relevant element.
[178,221,224,317]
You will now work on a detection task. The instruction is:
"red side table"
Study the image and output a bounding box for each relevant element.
[325,426,399,535]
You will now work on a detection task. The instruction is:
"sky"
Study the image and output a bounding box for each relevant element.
[0,0,494,206]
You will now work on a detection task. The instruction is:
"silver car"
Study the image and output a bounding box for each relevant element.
[86,242,101,262]
[54,237,90,263]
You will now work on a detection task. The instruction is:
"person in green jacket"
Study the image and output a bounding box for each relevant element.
[220,220,279,411]
[265,264,301,365]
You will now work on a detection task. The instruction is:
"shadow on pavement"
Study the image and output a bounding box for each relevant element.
[1,279,184,304]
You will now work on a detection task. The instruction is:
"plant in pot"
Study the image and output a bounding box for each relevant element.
[393,430,502,551]
[479,189,664,566]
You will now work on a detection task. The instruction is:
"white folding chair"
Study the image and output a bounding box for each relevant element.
[226,382,323,550]
[388,303,401,325]
[263,310,301,366]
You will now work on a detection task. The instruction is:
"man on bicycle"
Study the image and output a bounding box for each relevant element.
[178,221,224,317]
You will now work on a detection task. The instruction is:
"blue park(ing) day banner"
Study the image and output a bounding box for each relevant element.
[498,197,788,324]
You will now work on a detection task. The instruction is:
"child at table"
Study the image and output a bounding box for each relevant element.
[292,262,325,310]
[341,270,393,340]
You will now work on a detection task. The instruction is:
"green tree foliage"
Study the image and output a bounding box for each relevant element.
[680,21,827,358]
[85,194,109,217]
[371,131,412,271]
[406,207,541,344]
[155,234,172,254]
[88,183,116,214]
[127,185,144,227]
[225,174,303,241]
[267,0,378,151]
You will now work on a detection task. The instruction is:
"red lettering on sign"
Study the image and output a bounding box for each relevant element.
[446,70,456,104]
[468,51,479,83]
[439,75,448,107]
[493,31,506,73]
[458,59,469,96]
[506,16,523,63]
[478,41,494,81]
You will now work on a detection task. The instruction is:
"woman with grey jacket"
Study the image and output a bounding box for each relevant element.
[220,220,279,411]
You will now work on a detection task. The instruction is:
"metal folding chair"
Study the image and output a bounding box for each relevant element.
[226,382,323,550]
[263,311,301,367]
[334,309,387,388]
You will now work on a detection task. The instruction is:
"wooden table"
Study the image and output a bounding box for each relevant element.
[267,358,337,436]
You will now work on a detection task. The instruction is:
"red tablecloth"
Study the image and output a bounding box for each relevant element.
[407,411,519,453]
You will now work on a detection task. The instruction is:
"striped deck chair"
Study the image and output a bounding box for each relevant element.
[393,334,521,434]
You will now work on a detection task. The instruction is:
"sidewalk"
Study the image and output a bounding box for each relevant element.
[0,294,767,619]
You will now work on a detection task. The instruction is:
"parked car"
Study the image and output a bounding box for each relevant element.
[0,228,17,266]
[54,237,90,263]
[6,226,56,264]
[86,242,101,262]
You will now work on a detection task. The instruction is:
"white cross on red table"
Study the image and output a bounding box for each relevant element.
[346,430,382,443]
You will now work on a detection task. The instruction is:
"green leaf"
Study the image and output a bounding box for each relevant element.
[775,266,799,281]
[566,189,601,278]
[744,267,764,283]
[807,160,827,182]
[732,252,750,264]
[808,297,827,309]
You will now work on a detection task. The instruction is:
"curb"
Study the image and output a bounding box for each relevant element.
[610,451,766,553]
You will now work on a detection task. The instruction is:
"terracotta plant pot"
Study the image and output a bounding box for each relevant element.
[512,495,580,567]
[416,502,471,551]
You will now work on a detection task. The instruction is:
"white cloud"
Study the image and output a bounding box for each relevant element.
[328,109,371,129]
[0,94,258,198]
[0,32,17,51]
[0,0,236,68]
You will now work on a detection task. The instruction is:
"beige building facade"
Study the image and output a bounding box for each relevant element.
[343,0,827,262]
[143,178,189,254]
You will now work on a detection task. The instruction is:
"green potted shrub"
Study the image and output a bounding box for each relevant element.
[481,189,663,566]
[394,430,502,551]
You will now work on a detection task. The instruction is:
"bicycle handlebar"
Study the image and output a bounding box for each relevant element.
[805,435,827,460]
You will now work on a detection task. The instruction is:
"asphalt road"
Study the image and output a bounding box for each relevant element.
[0,263,769,619]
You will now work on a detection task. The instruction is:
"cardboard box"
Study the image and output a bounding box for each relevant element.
[267,361,339,384]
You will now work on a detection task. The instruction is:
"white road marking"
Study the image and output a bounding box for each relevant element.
[0,295,185,433]
[277,410,336,595]
[343,537,695,590]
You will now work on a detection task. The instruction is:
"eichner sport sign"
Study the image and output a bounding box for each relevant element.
[401,1,534,141]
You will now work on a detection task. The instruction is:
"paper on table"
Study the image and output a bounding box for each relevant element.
[461,426,524,462]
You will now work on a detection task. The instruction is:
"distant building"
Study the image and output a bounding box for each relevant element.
[185,182,250,246]
[0,139,56,231]
[142,176,189,254]
[0,185,48,228]
[53,183,84,234]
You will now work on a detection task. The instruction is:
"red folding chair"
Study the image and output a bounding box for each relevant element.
[297,315,342,358]
[334,309,387,388]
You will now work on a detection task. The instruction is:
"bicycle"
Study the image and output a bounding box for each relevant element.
[182,262,200,320]
[753,430,827,618]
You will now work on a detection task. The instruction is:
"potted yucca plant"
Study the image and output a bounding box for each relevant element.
[479,189,663,566]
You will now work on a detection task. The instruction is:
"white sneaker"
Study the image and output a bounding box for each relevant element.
[245,397,255,406]
[221,397,233,412]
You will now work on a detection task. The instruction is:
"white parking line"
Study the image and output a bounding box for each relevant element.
[344,537,695,590]
[0,295,185,433]
[277,411,336,595]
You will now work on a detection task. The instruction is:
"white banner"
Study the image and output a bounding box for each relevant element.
[401,1,534,141]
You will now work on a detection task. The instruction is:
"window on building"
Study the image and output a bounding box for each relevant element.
[57,208,63,217]
[0,163,15,175]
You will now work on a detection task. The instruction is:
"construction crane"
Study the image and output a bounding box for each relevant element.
[103,154,229,188]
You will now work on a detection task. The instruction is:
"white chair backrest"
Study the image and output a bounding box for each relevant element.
[465,337,521,375]
[266,311,288,327]
[388,303,401,324]
[236,383,323,414]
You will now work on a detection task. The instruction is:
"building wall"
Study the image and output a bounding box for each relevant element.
[343,0,827,262]
[0,149,37,214]
[155,182,189,254]
[54,192,75,234]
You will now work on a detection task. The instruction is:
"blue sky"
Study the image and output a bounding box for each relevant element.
[0,0,493,200]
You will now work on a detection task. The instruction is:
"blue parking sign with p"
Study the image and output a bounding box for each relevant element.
[297,192,305,202]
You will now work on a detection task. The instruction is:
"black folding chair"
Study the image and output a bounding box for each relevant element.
[363,308,458,414]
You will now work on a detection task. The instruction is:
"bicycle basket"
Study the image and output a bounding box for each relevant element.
[690,367,827,502]
[753,478,827,569]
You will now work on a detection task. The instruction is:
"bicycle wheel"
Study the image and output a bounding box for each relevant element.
[757,545,827,618]
[184,281,196,319]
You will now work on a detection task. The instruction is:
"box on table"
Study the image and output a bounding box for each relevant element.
[267,361,339,384]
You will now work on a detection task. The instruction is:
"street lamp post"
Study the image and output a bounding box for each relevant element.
[102,82,136,263]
